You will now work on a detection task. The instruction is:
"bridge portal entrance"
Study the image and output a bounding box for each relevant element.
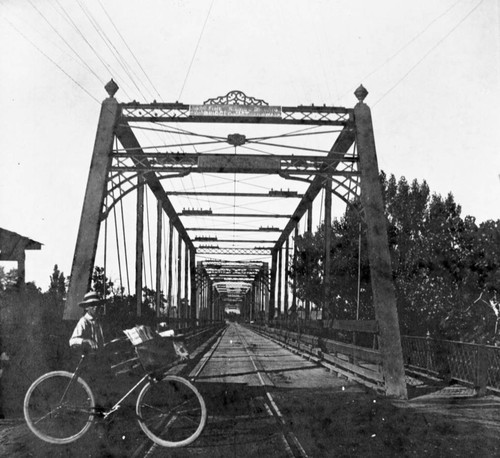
[64,81,407,398]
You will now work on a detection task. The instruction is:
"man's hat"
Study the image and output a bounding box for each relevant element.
[78,291,104,308]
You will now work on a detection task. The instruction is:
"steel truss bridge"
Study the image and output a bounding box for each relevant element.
[64,82,407,398]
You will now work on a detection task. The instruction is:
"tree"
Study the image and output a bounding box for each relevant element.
[91,266,116,299]
[292,172,500,342]
[48,264,66,297]
[292,204,372,321]
[0,266,18,291]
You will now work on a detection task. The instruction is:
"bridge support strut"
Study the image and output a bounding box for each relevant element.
[355,90,407,399]
[64,97,119,320]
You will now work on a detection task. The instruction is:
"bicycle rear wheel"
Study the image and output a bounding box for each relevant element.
[24,371,95,444]
[136,375,207,448]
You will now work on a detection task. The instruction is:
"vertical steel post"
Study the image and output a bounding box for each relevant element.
[209,280,213,322]
[354,85,407,399]
[270,251,277,321]
[292,225,298,314]
[255,272,259,319]
[324,176,332,323]
[190,249,197,326]
[251,282,255,321]
[259,270,263,318]
[264,263,269,319]
[305,202,312,320]
[64,90,119,320]
[184,244,189,322]
[284,238,289,317]
[167,221,174,318]
[277,247,283,318]
[155,200,162,318]
[203,276,207,322]
[200,272,204,322]
[136,176,144,317]
[177,235,182,323]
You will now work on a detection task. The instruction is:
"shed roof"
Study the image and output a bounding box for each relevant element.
[0,228,42,260]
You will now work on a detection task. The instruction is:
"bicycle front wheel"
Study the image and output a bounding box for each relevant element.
[23,371,95,444]
[136,375,207,448]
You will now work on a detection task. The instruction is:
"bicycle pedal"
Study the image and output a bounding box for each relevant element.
[92,407,106,418]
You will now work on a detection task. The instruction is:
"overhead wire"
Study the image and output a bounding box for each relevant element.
[96,0,162,100]
[244,141,330,154]
[4,0,204,295]
[123,124,226,141]
[248,127,342,142]
[134,121,334,238]
[10,1,323,281]
[83,0,184,200]
[0,3,95,81]
[25,0,104,85]
[305,2,334,103]
[0,13,101,105]
[74,0,152,101]
[373,0,485,107]
[340,0,465,101]
[52,0,133,96]
[178,0,216,100]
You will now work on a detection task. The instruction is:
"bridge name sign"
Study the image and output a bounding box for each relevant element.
[189,104,282,118]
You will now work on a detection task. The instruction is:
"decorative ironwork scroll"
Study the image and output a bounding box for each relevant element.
[203,90,269,106]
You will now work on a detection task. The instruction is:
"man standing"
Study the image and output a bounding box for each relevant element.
[69,290,112,422]
[69,290,105,351]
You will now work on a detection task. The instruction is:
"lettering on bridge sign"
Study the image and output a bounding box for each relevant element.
[189,104,282,118]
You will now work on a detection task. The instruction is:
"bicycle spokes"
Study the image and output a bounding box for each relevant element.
[24,371,95,444]
[136,375,207,448]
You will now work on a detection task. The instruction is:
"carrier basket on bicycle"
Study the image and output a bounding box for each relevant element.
[123,325,189,374]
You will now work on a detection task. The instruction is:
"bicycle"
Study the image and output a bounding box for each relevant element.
[23,331,207,448]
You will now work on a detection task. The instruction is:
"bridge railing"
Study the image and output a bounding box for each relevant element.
[251,319,384,390]
[250,319,500,395]
[401,335,500,394]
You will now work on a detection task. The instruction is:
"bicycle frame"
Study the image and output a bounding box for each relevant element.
[101,373,150,419]
[69,352,165,420]
[57,353,88,405]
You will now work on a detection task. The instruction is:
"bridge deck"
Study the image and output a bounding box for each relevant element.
[2,323,500,457]
[192,322,347,389]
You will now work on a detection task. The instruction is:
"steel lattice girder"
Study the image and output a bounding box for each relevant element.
[164,191,304,198]
[194,239,275,243]
[197,247,271,255]
[120,101,352,126]
[201,260,267,287]
[186,228,282,232]
[110,153,359,175]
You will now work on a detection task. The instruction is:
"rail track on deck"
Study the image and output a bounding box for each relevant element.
[132,323,309,457]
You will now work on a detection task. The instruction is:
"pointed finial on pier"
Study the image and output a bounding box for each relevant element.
[105,79,119,98]
[354,85,368,103]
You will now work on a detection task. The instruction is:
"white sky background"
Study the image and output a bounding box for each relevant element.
[0,0,499,291]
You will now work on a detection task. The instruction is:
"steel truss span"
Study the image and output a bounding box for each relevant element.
[65,83,408,400]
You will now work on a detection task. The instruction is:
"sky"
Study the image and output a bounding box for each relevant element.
[0,0,499,292]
